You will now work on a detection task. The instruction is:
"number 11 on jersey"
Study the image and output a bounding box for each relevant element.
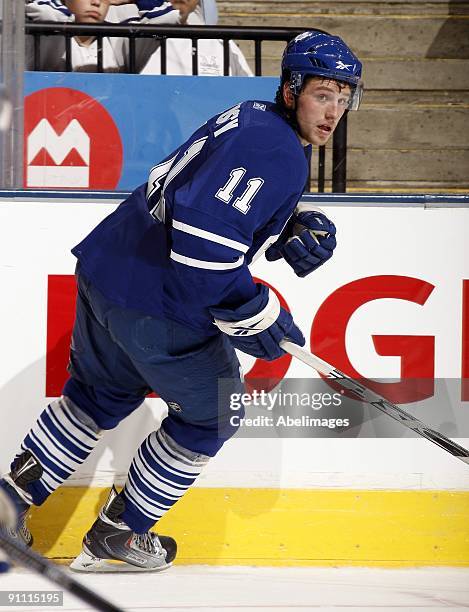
[215,167,264,215]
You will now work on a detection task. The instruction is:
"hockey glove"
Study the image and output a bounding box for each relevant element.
[265,207,336,278]
[210,284,305,361]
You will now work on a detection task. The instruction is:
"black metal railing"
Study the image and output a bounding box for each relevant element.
[25,23,348,192]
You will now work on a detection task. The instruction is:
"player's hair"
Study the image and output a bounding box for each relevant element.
[274,69,303,127]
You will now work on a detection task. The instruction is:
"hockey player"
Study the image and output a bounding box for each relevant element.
[0,31,362,572]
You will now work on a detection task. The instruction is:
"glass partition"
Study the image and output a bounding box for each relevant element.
[0,0,25,188]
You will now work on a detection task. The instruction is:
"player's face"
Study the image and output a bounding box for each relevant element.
[285,78,351,146]
[65,0,110,23]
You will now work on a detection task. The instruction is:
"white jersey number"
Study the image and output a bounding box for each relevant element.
[215,167,264,215]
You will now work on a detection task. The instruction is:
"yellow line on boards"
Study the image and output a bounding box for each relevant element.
[28,487,469,567]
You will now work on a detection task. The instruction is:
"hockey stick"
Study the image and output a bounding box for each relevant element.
[280,340,469,465]
[0,529,124,612]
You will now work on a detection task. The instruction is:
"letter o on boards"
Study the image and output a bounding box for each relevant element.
[310,275,436,404]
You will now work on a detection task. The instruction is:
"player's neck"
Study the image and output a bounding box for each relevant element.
[296,131,311,148]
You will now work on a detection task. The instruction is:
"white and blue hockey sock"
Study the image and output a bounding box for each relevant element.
[16,396,102,506]
[121,428,209,533]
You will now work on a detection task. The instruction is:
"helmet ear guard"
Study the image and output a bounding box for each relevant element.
[283,31,364,111]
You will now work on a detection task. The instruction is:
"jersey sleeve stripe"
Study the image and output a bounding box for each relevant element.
[249,233,281,264]
[128,4,179,24]
[134,0,173,9]
[172,219,250,254]
[32,1,71,16]
[170,250,244,270]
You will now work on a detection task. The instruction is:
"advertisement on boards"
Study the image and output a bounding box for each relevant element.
[0,196,468,488]
[24,73,276,190]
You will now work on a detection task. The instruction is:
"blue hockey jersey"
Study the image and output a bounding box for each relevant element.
[72,101,311,333]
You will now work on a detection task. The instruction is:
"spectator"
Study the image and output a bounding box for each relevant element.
[25,0,195,73]
[106,0,195,23]
[140,0,253,76]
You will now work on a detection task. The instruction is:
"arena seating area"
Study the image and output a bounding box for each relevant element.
[219,0,469,192]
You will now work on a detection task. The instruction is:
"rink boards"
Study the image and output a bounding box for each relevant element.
[0,191,468,566]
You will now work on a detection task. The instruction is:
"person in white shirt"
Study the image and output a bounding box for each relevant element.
[140,0,253,76]
[25,0,195,73]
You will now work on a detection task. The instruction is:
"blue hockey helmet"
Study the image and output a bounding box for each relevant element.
[282,31,363,110]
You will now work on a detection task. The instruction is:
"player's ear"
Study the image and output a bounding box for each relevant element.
[283,82,295,109]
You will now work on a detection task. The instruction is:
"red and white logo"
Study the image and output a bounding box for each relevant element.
[45,275,469,402]
[24,87,123,189]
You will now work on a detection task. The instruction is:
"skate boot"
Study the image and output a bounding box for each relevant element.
[0,450,42,547]
[70,486,177,572]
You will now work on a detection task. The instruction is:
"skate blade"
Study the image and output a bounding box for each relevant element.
[70,550,172,573]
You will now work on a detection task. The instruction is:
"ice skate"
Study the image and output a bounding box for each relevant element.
[0,450,42,547]
[70,486,177,572]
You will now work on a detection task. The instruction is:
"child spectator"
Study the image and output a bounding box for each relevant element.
[25,0,195,72]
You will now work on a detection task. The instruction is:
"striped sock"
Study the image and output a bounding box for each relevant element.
[121,428,209,533]
[17,397,102,505]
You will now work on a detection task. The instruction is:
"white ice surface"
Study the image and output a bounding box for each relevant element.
[1,566,469,611]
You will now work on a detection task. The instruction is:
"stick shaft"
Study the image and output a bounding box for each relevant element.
[0,530,124,612]
[281,340,469,465]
